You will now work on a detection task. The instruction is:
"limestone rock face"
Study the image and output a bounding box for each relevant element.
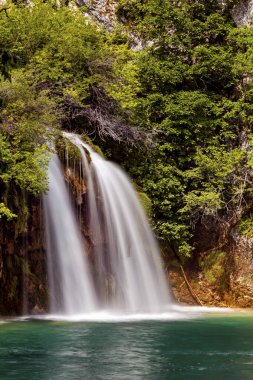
[232,0,253,25]
[78,0,253,28]
[229,231,253,306]
[76,0,117,29]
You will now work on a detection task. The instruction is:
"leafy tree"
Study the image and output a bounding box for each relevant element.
[0,72,57,217]
[0,0,131,217]
[111,0,253,257]
[2,0,253,261]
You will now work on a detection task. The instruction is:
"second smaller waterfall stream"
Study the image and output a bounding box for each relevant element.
[43,134,171,316]
[43,155,98,315]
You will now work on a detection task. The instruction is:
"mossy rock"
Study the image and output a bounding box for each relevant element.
[238,215,253,238]
[1,254,24,310]
[2,186,29,236]
[131,182,153,217]
[200,250,227,287]
[55,135,83,163]
[14,189,29,236]
[138,192,152,217]
[56,133,105,166]
[81,136,105,159]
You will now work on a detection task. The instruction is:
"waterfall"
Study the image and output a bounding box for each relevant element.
[43,135,171,316]
[43,155,98,315]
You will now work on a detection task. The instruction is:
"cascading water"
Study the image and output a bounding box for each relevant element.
[43,155,98,315]
[43,134,171,317]
[63,133,171,314]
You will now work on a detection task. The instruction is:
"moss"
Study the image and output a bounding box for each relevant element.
[22,261,37,283]
[3,255,23,303]
[200,251,227,287]
[81,136,105,159]
[8,276,18,301]
[14,189,29,236]
[138,191,152,217]
[238,215,253,238]
[241,274,253,287]
[169,258,181,268]
[131,182,153,217]
[56,134,106,170]
[56,135,83,164]
[92,145,105,158]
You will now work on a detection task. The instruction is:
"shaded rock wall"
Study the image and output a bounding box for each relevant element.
[0,196,47,316]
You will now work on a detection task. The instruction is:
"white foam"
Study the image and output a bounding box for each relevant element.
[21,305,237,323]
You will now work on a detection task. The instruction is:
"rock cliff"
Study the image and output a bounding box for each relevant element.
[76,0,116,28]
[232,0,253,24]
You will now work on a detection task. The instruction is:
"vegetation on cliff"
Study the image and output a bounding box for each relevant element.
[0,0,127,218]
[1,0,253,261]
[113,0,253,258]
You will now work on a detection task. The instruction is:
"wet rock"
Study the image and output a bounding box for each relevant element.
[64,167,87,205]
[31,304,45,315]
[0,195,47,316]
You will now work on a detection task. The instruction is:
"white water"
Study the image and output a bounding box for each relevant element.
[43,155,98,315]
[64,133,171,314]
[24,305,235,323]
[43,136,171,316]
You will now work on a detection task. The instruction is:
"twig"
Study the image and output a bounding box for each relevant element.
[180,264,204,306]
[170,244,203,306]
[0,6,10,17]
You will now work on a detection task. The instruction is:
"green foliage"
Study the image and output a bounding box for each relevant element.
[0,0,126,216]
[0,1,111,103]
[1,0,253,262]
[238,216,253,238]
[81,136,105,158]
[0,72,55,214]
[0,203,16,220]
[200,251,227,286]
[110,0,253,257]
[56,136,83,164]
[182,147,246,217]
[138,192,152,217]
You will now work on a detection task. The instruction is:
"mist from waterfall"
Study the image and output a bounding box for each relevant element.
[43,135,171,316]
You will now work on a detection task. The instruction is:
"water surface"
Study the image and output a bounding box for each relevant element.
[1,314,253,380]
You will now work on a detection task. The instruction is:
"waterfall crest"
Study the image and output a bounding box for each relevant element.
[43,135,171,316]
